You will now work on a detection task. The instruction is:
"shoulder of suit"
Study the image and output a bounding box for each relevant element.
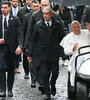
[53,11,60,17]
[10,15,19,20]
[32,10,41,17]
[18,6,22,9]
[18,6,26,12]
[25,11,32,17]
[54,19,61,24]
[36,19,42,25]
[52,18,62,26]
[53,10,58,15]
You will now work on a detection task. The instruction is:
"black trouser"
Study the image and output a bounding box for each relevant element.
[29,57,37,83]
[39,61,59,96]
[0,44,15,92]
[23,55,29,75]
[14,55,21,69]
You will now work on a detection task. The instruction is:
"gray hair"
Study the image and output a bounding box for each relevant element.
[43,6,53,13]
[41,0,50,3]
[71,20,81,26]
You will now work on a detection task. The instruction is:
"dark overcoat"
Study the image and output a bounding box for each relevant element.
[28,18,66,62]
[24,9,67,48]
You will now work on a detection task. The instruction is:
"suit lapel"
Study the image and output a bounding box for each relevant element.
[8,15,14,28]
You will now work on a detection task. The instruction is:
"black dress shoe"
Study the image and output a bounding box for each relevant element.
[51,85,56,96]
[24,74,29,79]
[44,95,51,100]
[0,92,6,97]
[8,91,13,97]
[31,82,36,88]
[38,86,45,93]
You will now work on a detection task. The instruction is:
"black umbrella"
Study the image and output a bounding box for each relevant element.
[50,0,90,6]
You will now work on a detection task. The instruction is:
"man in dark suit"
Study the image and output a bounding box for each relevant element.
[10,0,22,73]
[23,0,40,41]
[0,1,23,97]
[23,0,40,87]
[10,0,21,16]
[17,0,33,24]
[24,0,67,49]
[24,0,67,93]
[17,0,33,79]
[27,6,66,100]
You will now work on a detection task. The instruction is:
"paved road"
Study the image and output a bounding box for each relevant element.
[0,60,75,100]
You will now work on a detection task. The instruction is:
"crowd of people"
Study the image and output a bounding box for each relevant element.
[0,0,90,100]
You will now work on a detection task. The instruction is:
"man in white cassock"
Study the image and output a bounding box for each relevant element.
[60,20,90,86]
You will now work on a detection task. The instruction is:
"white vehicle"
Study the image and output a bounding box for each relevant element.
[67,45,90,100]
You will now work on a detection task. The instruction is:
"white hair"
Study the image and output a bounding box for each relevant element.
[71,20,81,26]
[43,6,53,13]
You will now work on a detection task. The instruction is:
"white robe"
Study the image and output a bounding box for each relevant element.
[60,29,90,86]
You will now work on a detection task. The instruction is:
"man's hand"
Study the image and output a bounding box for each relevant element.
[0,39,4,44]
[85,22,90,31]
[27,57,32,63]
[73,43,78,52]
[15,46,22,55]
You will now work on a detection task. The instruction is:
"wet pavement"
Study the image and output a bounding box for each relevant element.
[0,60,75,100]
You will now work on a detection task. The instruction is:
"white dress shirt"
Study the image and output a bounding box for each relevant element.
[45,20,52,27]
[12,6,19,16]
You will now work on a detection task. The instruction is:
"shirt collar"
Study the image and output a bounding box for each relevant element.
[27,6,32,11]
[45,20,52,27]
[12,6,18,11]
[3,14,10,21]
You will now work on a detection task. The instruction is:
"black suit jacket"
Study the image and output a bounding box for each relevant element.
[23,11,33,55]
[17,6,31,24]
[24,9,67,48]
[10,6,21,16]
[23,11,33,41]
[0,14,23,54]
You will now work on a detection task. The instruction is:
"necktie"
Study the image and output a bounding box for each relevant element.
[4,17,8,43]
[4,17,7,30]
[29,9,31,12]
[47,22,49,27]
